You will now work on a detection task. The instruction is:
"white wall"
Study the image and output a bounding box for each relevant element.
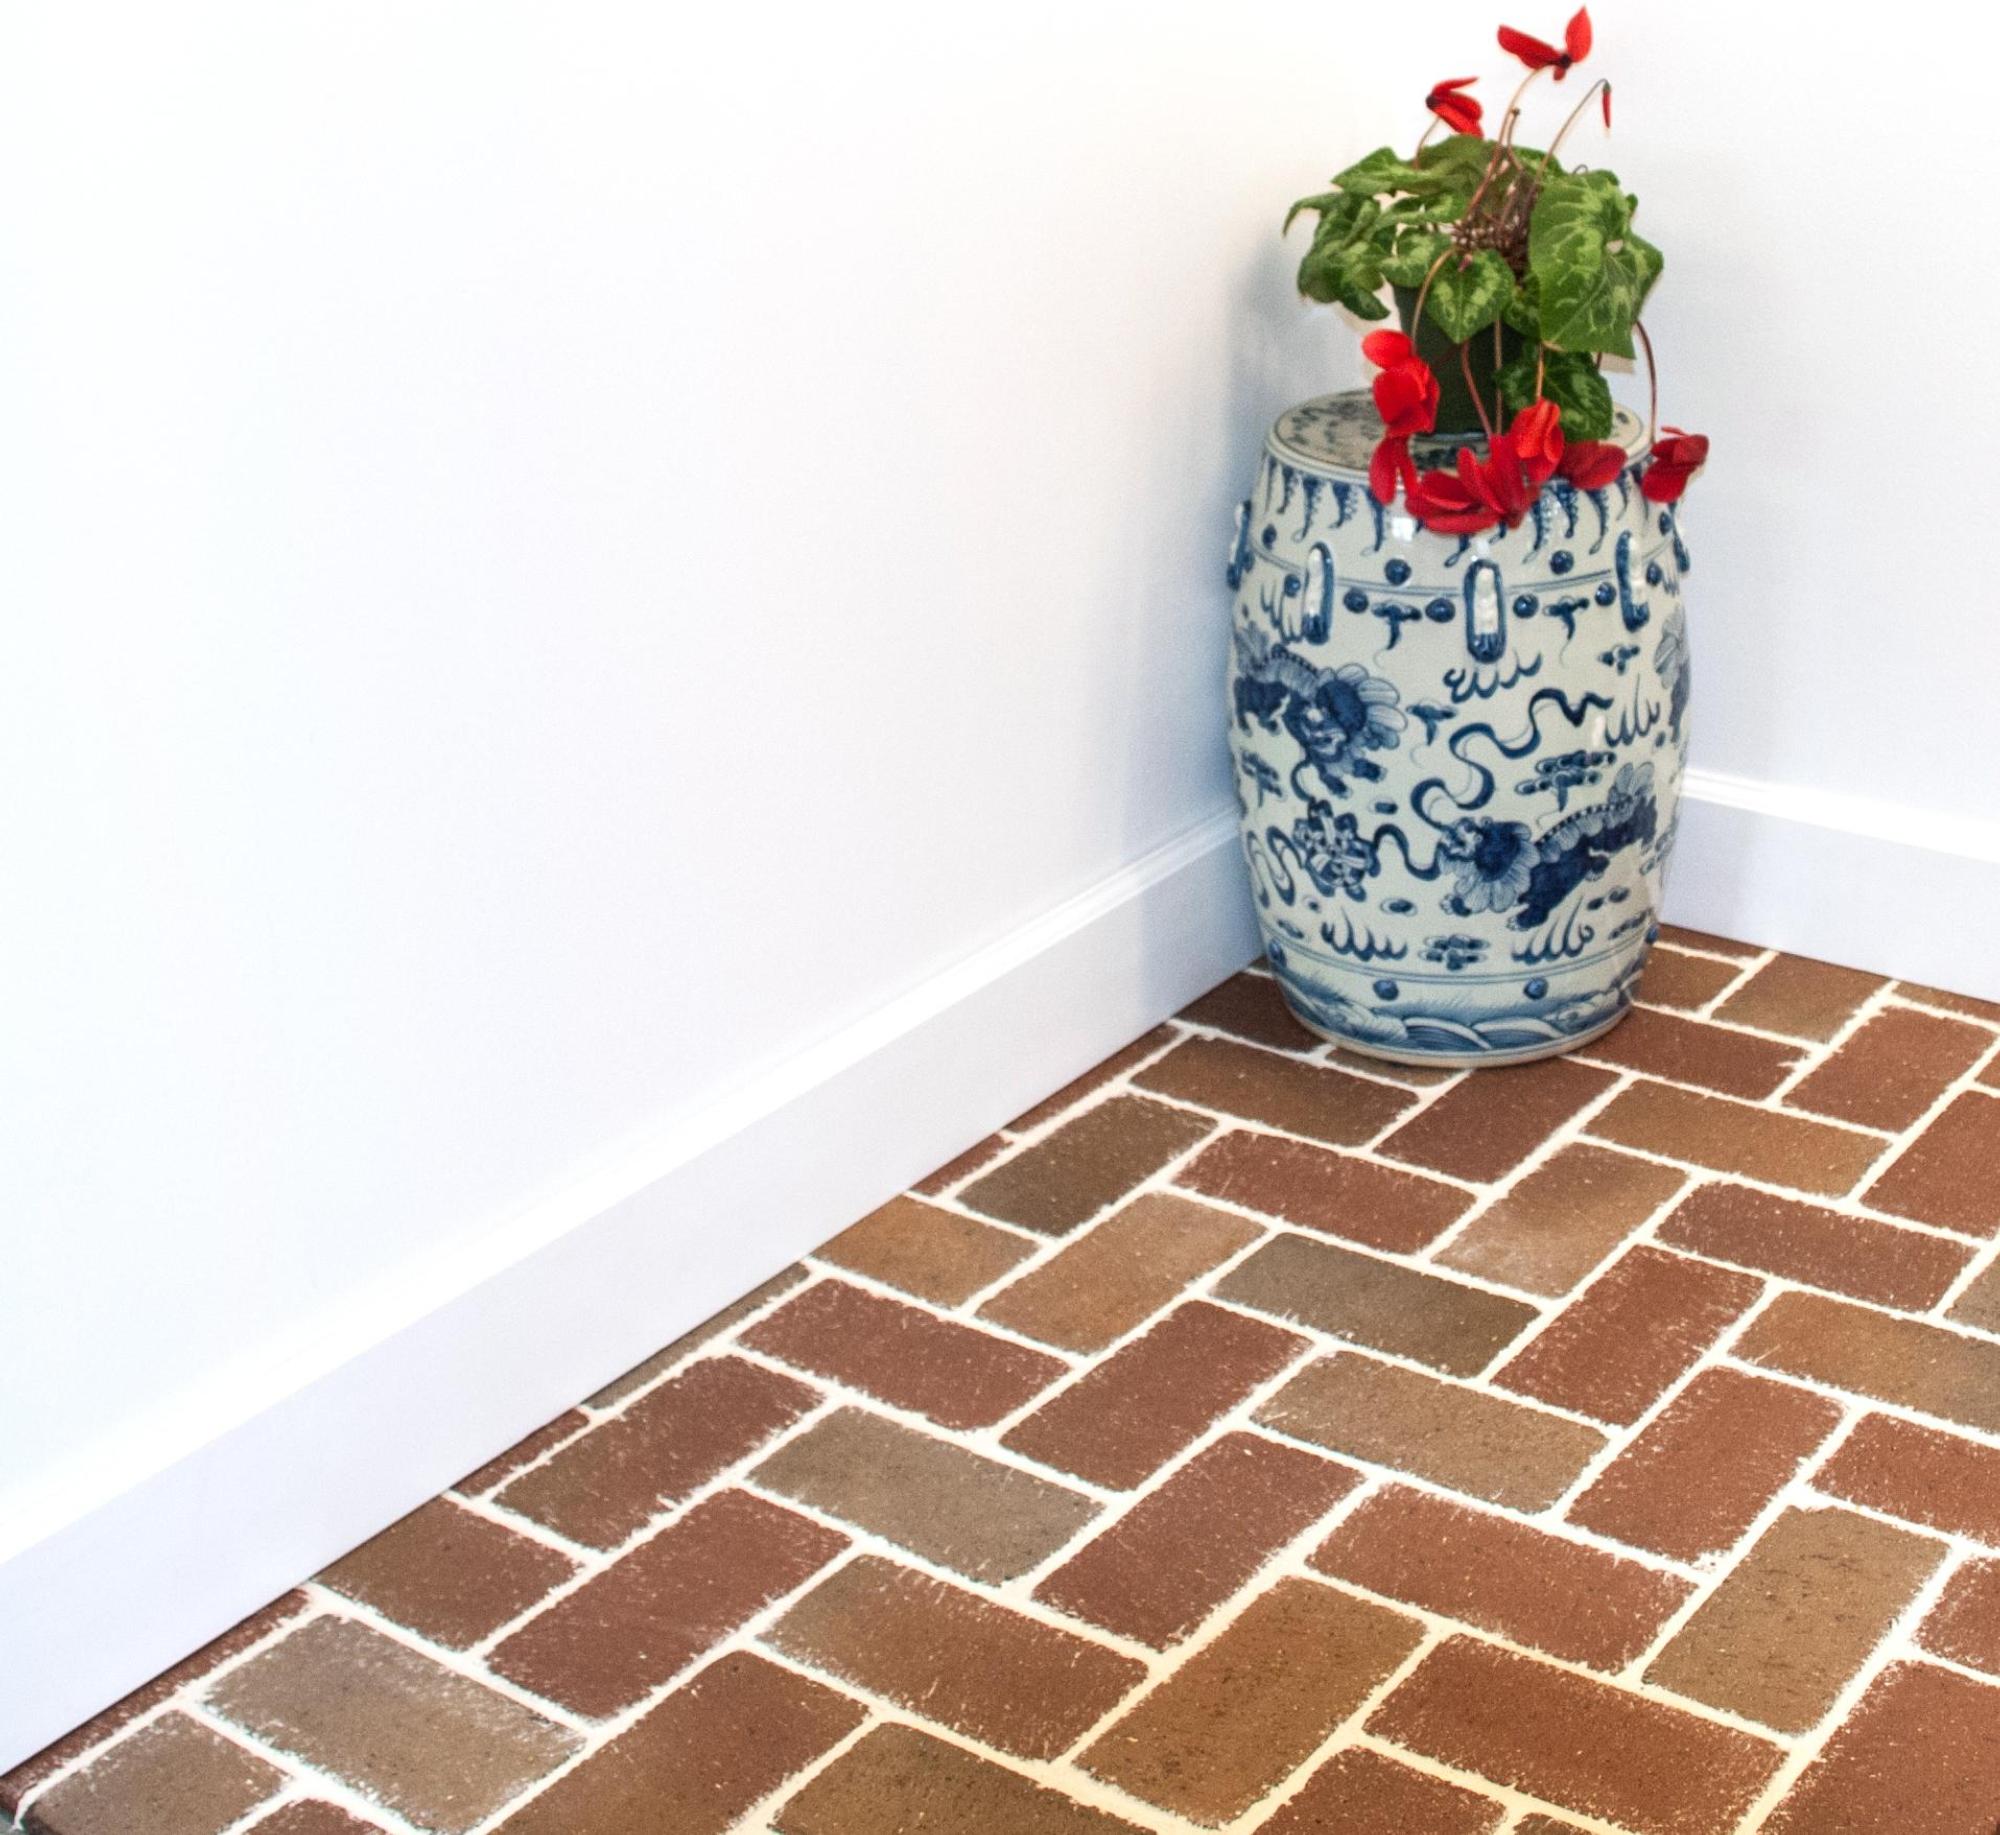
[3,0,1995,1768]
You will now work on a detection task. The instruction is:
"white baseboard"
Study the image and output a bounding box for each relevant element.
[0,811,1261,1776]
[1671,768,2000,1001]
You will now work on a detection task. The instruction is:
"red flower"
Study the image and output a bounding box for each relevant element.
[1460,434,1533,527]
[1509,400,1565,486]
[1499,7,1592,79]
[1362,330,1440,439]
[1425,76,1483,137]
[1641,427,1710,503]
[1369,434,1419,506]
[1407,467,1500,535]
[1601,81,1613,128]
[1559,439,1625,491]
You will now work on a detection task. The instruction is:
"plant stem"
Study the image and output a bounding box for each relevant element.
[1634,319,1660,444]
[1414,118,1440,158]
[1409,246,1456,336]
[1460,341,1496,440]
[1538,79,1611,179]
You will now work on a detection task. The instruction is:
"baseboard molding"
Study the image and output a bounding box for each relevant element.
[1672,767,2000,1000]
[0,811,1261,1775]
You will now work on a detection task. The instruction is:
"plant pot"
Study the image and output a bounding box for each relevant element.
[1225,390,1692,1067]
[1391,285,1523,435]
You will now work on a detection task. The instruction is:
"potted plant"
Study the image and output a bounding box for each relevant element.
[1228,9,1707,1066]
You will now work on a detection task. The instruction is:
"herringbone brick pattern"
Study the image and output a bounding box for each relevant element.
[10,934,2000,1834]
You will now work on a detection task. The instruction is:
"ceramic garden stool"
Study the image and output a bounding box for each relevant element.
[1226,389,1692,1068]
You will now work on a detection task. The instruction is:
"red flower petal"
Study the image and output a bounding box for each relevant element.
[1639,464,1689,504]
[1565,7,1593,64]
[1430,94,1484,135]
[1601,81,1613,128]
[1510,400,1565,484]
[1559,440,1625,491]
[1361,329,1415,369]
[1369,435,1408,506]
[1430,76,1478,95]
[1498,23,1561,68]
[1373,358,1440,437]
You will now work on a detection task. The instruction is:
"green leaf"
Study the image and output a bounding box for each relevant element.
[1413,133,1497,193]
[1333,146,1429,197]
[1422,249,1514,343]
[1528,170,1663,358]
[1380,229,1450,290]
[1494,347,1615,442]
[1297,238,1391,317]
[1502,274,1541,338]
[1283,188,1353,236]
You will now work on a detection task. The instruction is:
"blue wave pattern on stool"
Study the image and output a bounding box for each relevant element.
[1227,391,1692,1067]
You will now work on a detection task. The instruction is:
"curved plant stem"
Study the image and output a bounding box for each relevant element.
[1538,79,1611,179]
[1414,118,1440,158]
[1410,245,1456,335]
[1634,319,1659,444]
[1535,342,1547,398]
[1496,67,1547,151]
[1460,341,1496,440]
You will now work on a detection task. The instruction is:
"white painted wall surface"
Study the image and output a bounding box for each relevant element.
[2,0,1994,1767]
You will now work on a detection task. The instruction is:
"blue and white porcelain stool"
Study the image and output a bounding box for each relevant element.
[1226,390,1692,1067]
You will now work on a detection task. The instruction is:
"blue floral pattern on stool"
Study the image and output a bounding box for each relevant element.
[1228,391,1692,1066]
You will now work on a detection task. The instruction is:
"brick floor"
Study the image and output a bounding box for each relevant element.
[12,939,2000,1835]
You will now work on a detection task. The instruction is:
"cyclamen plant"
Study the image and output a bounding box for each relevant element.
[1286,8,1707,536]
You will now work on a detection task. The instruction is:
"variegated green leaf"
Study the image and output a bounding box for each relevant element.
[1528,170,1662,358]
[1380,229,1451,290]
[1495,347,1615,441]
[1422,249,1513,343]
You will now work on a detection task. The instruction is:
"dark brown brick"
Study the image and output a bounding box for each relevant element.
[977,1191,1260,1353]
[497,1354,818,1548]
[1259,1746,1505,1835]
[1714,954,1888,1042]
[1494,1246,1762,1425]
[1368,1637,1782,1835]
[742,1280,1062,1430]
[1737,1293,2000,1436]
[815,1195,1034,1305]
[1314,1486,1691,1670]
[1568,1368,1842,1562]
[752,1406,1098,1581]
[1646,1506,1943,1732]
[1178,968,1321,1053]
[1034,1431,1359,1646]
[1766,1662,2000,1833]
[1218,1233,1538,1376]
[1001,1302,1303,1488]
[1655,1181,1973,1310]
[319,1497,575,1649]
[1863,1091,2000,1235]
[489,1652,863,1835]
[584,1268,808,1409]
[914,1132,1009,1195]
[21,1715,280,1835]
[1134,1035,1414,1144]
[489,1489,844,1719]
[1,1592,308,1818]
[1658,924,1762,960]
[1175,1129,1472,1254]
[208,1618,579,1834]
[1379,1058,1617,1183]
[1787,1006,1994,1132]
[1816,1412,2000,1543]
[1009,1025,1181,1131]
[246,1806,383,1835]
[1638,946,1747,1013]
[774,1723,1148,1835]
[455,1412,592,1496]
[1437,1144,1686,1296]
[763,1555,1144,1761]
[1588,1082,1883,1195]
[959,1095,1212,1234]
[1917,1558,2000,1676]
[1079,1578,1422,1824]
[1582,1006,1803,1098]
[1257,1352,1606,1509]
